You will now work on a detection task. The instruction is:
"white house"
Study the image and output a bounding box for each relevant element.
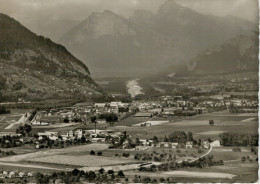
[186,141,193,148]
[202,141,210,149]
[171,143,178,149]
[210,140,221,147]
[19,172,25,178]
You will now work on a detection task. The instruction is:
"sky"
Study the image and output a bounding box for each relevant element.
[0,0,258,41]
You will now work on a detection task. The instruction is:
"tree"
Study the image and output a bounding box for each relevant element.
[241,156,246,162]
[23,124,32,135]
[72,169,80,176]
[91,116,97,123]
[153,136,159,144]
[117,170,125,178]
[64,117,69,123]
[107,170,114,175]
[16,124,32,136]
[152,178,158,183]
[91,116,97,133]
[88,171,96,181]
[168,131,187,143]
[187,132,193,141]
[136,137,140,145]
[0,106,10,114]
[81,136,86,143]
[209,120,214,126]
[122,153,130,158]
[143,177,151,183]
[160,178,165,183]
[0,75,6,90]
[99,168,104,174]
[90,150,95,155]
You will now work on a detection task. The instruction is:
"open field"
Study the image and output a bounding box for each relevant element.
[0,161,72,172]
[117,115,182,127]
[0,144,109,162]
[179,147,259,183]
[112,111,258,140]
[0,109,30,131]
[27,155,138,167]
[116,116,151,126]
[132,120,169,127]
[124,146,258,183]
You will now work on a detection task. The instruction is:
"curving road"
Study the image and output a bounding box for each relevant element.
[189,147,213,163]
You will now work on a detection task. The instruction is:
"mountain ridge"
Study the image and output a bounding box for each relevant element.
[0,13,102,102]
[59,0,257,77]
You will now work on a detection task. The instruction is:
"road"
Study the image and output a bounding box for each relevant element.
[5,113,28,129]
[0,116,6,122]
[176,147,213,164]
[189,146,213,163]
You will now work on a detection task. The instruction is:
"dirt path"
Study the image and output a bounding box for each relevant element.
[189,147,213,163]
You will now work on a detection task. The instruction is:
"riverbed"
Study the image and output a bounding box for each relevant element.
[126,79,144,98]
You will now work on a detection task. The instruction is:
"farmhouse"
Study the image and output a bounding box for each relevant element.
[135,146,149,151]
[186,141,193,148]
[171,143,179,149]
[140,122,151,127]
[210,140,221,147]
[0,132,22,138]
[91,138,106,143]
[94,103,107,108]
[202,141,210,149]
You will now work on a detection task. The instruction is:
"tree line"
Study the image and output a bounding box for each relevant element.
[219,132,258,146]
[34,169,126,184]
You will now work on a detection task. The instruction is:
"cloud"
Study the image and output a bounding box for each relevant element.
[0,0,257,41]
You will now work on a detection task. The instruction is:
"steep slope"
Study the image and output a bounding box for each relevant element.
[0,13,102,102]
[175,34,259,76]
[60,0,257,77]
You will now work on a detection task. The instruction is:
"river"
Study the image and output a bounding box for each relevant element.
[126,79,144,98]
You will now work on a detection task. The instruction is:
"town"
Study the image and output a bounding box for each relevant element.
[0,86,258,183]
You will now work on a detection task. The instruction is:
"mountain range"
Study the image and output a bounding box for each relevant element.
[184,34,259,75]
[0,13,102,102]
[59,0,257,77]
[164,34,259,76]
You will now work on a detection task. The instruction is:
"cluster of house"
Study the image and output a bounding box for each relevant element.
[131,96,209,117]
[94,101,130,114]
[0,170,34,179]
[198,99,258,108]
[134,139,221,151]
[31,101,131,126]
[36,129,125,148]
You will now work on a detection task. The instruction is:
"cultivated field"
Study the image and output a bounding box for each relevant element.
[0,109,30,131]
[0,144,109,162]
[112,111,258,140]
[27,155,137,167]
